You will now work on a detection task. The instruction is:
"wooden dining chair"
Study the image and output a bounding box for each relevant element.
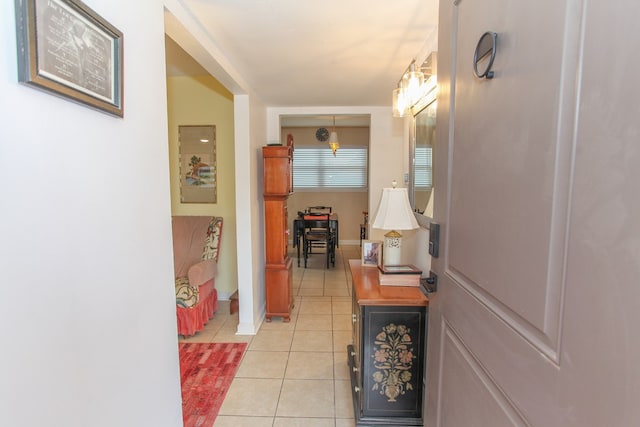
[303,210,331,254]
[306,205,332,214]
[360,211,368,246]
[302,215,336,268]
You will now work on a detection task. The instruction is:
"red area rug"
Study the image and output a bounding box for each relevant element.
[179,342,247,427]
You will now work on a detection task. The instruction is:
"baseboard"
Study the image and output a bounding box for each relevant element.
[217,290,235,300]
[235,321,258,335]
[339,240,360,246]
[234,303,265,335]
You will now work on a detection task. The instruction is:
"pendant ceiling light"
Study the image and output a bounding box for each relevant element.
[328,116,339,156]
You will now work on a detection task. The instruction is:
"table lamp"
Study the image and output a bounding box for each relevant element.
[371,182,419,266]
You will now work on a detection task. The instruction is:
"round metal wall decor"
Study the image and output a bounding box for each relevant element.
[473,31,498,79]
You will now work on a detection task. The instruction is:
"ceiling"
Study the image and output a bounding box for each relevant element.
[165,35,209,78]
[165,0,439,108]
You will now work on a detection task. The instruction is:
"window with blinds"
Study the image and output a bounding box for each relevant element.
[414,146,433,189]
[293,146,368,190]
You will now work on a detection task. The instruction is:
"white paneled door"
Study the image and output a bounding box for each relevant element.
[426,0,640,425]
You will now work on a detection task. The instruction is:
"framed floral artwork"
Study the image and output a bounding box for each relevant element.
[179,125,217,203]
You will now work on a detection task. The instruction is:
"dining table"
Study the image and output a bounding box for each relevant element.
[292,212,339,266]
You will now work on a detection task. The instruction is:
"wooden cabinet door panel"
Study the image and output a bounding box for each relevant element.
[263,146,293,322]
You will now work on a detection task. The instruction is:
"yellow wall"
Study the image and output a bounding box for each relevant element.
[166,75,237,298]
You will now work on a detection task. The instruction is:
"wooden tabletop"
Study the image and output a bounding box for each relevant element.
[349,259,429,307]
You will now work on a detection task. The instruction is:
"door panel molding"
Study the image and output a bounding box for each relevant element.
[442,0,584,363]
[437,318,530,427]
[437,277,562,424]
[445,267,561,362]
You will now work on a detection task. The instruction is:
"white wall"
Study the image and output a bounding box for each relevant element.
[235,94,269,335]
[0,1,182,426]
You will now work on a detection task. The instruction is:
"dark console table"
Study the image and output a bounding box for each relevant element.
[347,259,429,426]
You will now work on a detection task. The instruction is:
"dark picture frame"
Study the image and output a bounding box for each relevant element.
[15,0,124,117]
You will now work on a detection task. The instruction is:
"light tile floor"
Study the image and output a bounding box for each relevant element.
[179,244,362,427]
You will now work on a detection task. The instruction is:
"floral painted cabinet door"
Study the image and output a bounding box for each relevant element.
[347,259,428,426]
[362,306,426,419]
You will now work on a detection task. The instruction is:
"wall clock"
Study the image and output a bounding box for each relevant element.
[315,127,329,142]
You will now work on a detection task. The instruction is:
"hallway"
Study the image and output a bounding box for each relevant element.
[179,245,361,426]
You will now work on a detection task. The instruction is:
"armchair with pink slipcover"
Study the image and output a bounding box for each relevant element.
[171,216,223,337]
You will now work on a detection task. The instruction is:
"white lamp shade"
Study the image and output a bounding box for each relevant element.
[328,131,339,155]
[371,187,419,231]
[329,131,339,143]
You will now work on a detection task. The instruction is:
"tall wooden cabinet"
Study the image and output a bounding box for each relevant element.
[348,259,428,426]
[262,146,294,322]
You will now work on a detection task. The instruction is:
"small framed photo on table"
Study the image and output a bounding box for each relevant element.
[361,240,382,268]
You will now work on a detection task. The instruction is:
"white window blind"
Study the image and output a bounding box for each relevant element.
[415,146,433,189]
[293,147,368,190]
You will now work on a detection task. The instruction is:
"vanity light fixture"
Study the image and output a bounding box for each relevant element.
[402,61,425,106]
[392,53,437,117]
[392,84,408,118]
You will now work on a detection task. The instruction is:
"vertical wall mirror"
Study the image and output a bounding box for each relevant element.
[407,52,436,228]
[409,89,436,228]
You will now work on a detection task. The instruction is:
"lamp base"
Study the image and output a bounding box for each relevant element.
[383,230,403,266]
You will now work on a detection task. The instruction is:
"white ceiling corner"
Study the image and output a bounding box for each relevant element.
[165,0,439,108]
